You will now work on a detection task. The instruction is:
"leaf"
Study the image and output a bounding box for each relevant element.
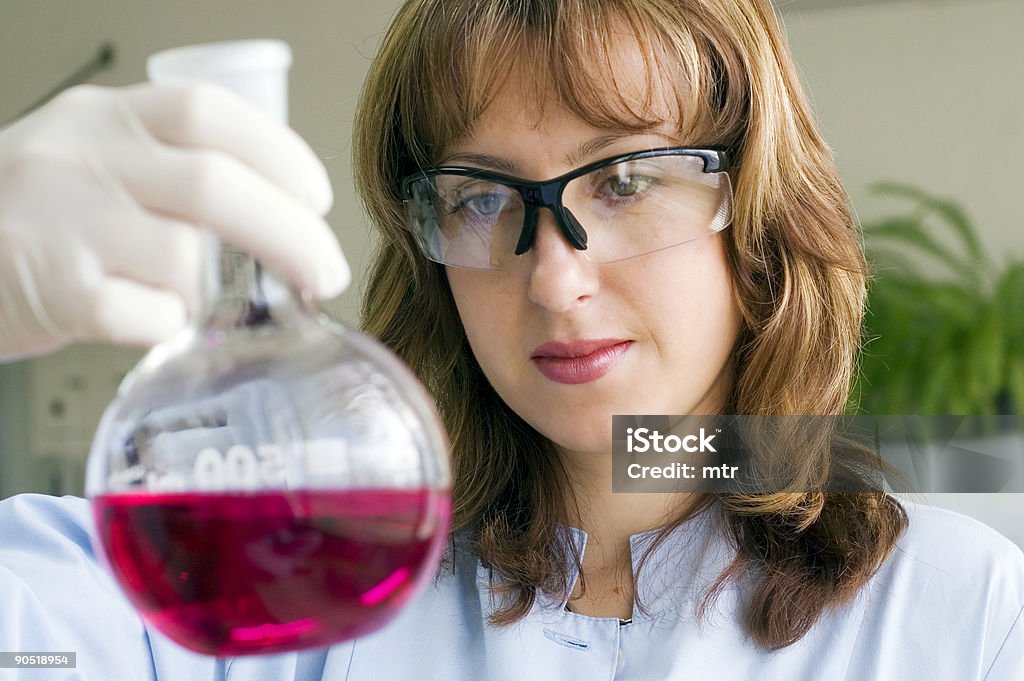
[995,263,1024,339]
[857,182,1020,418]
[863,218,975,283]
[866,246,927,281]
[924,283,984,328]
[869,277,980,328]
[963,310,1005,407]
[1008,358,1024,416]
[947,381,974,415]
[884,371,912,415]
[869,181,988,267]
[918,352,956,415]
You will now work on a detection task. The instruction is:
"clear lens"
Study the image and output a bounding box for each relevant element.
[564,154,732,263]
[406,152,733,270]
[409,175,525,269]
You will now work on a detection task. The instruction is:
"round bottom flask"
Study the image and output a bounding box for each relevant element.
[85,41,451,656]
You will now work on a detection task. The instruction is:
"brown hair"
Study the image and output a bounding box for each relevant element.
[353,0,908,650]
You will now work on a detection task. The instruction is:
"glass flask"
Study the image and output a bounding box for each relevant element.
[85,41,451,659]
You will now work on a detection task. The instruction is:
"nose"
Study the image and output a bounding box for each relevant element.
[525,208,599,312]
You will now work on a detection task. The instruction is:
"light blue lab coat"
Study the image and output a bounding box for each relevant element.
[0,493,1022,680]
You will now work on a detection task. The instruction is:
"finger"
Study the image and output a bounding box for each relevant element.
[91,211,204,317]
[117,144,350,299]
[77,277,189,347]
[120,82,333,215]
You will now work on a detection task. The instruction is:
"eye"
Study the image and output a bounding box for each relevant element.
[591,161,661,202]
[602,174,654,197]
[442,181,515,219]
[460,191,509,217]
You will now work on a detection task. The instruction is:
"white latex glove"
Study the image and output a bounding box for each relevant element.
[0,82,351,363]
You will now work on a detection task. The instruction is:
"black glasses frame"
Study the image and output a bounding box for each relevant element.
[400,146,732,259]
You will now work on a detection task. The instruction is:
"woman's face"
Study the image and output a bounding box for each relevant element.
[443,63,743,458]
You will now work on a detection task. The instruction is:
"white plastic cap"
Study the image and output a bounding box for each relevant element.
[146,40,292,122]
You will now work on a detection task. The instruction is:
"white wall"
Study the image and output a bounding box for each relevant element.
[782,0,1024,258]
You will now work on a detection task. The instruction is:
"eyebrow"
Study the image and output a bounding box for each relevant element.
[441,132,667,175]
[567,132,636,167]
[440,153,520,174]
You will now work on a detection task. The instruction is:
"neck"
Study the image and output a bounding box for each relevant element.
[557,444,705,618]
[200,235,310,335]
[556,377,732,594]
[560,446,698,538]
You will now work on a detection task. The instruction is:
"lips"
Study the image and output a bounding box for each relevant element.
[530,339,632,385]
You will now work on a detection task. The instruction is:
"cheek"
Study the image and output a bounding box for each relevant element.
[445,269,513,369]
[639,237,742,374]
[645,236,738,321]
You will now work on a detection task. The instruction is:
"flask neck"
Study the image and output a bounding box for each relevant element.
[200,235,310,333]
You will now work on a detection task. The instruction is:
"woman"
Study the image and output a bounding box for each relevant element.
[0,0,1021,679]
[345,0,1022,677]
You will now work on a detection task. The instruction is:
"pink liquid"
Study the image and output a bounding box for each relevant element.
[92,488,450,656]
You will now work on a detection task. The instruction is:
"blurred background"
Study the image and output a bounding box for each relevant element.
[0,0,1021,545]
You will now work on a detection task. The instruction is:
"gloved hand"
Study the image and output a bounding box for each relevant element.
[0,82,351,362]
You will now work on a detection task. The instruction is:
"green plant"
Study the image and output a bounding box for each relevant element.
[855,182,1024,419]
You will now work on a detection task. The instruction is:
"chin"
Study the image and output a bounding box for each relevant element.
[533,420,614,455]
